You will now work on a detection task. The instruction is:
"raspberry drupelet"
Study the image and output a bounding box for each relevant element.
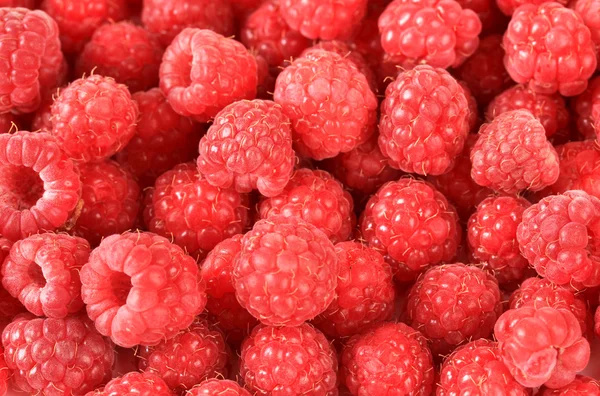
[188,379,252,396]
[540,375,600,395]
[80,231,206,348]
[85,371,172,396]
[571,76,600,140]
[159,29,258,123]
[573,0,600,51]
[0,238,25,328]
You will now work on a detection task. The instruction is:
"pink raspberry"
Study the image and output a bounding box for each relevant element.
[2,315,114,395]
[340,322,434,395]
[470,110,560,193]
[379,65,470,176]
[144,162,250,259]
[437,339,529,395]
[240,324,338,395]
[51,75,139,163]
[503,2,596,96]
[517,190,600,288]
[197,99,295,197]
[86,371,172,396]
[540,375,600,395]
[0,239,25,324]
[359,178,461,282]
[159,29,258,123]
[233,215,338,326]
[80,231,206,348]
[273,49,377,160]
[188,380,251,396]
[378,0,481,68]
[494,306,591,388]
[571,76,600,140]
[498,0,568,15]
[573,0,600,50]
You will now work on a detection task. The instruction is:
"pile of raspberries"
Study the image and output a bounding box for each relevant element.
[1,0,600,395]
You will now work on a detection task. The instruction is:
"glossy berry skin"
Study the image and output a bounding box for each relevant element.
[51,75,139,164]
[159,29,258,123]
[494,306,590,388]
[340,322,434,396]
[503,2,596,97]
[258,168,355,243]
[233,216,338,327]
[470,110,560,194]
[188,380,252,396]
[80,231,206,348]
[2,315,114,395]
[571,76,600,140]
[539,375,600,395]
[86,371,172,396]
[240,324,338,396]
[378,0,481,69]
[360,178,461,282]
[273,49,377,160]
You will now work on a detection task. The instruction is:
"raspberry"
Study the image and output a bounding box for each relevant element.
[159,29,258,123]
[503,2,597,97]
[340,322,434,395]
[138,318,229,393]
[71,160,141,247]
[51,75,139,163]
[197,99,295,197]
[573,0,600,49]
[379,65,470,176]
[86,371,172,396]
[115,88,203,188]
[273,49,377,160]
[437,339,529,395]
[233,215,338,326]
[517,190,600,288]
[240,324,338,396]
[498,0,568,15]
[470,110,560,193]
[80,231,206,348]
[144,162,250,259]
[359,178,461,282]
[76,22,163,93]
[494,306,591,388]
[188,379,251,396]
[0,131,81,242]
[0,8,63,114]
[378,0,481,69]
[540,375,600,395]
[2,315,114,395]
[571,76,600,140]
[0,238,25,326]
[467,196,532,287]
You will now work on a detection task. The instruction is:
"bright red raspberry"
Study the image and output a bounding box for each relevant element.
[240,324,338,395]
[188,380,251,396]
[494,306,591,388]
[360,178,461,282]
[378,0,481,68]
[498,0,568,15]
[517,190,600,288]
[233,215,338,326]
[341,322,434,395]
[379,65,470,176]
[0,131,81,242]
[573,0,600,49]
[437,339,529,396]
[51,75,139,163]
[0,239,25,327]
[144,162,250,259]
[2,315,114,395]
[80,231,206,348]
[540,375,600,395]
[86,371,172,396]
[159,29,258,123]
[197,99,295,197]
[503,2,596,97]
[470,110,560,193]
[571,76,600,140]
[273,49,377,160]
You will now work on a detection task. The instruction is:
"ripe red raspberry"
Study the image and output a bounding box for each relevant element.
[540,375,600,395]
[240,324,338,395]
[340,322,434,395]
[76,22,163,93]
[498,0,568,15]
[470,110,560,193]
[437,339,529,395]
[188,380,251,396]
[573,0,600,49]
[379,65,470,176]
[80,231,206,348]
[197,99,295,197]
[0,8,63,114]
[494,306,591,388]
[2,315,114,395]
[159,29,258,123]
[572,76,600,140]
[378,0,481,69]
[517,190,600,288]
[51,75,139,163]
[0,131,81,242]
[273,49,377,160]
[233,215,338,326]
[503,2,596,97]
[86,371,172,396]
[360,178,461,282]
[144,162,250,259]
